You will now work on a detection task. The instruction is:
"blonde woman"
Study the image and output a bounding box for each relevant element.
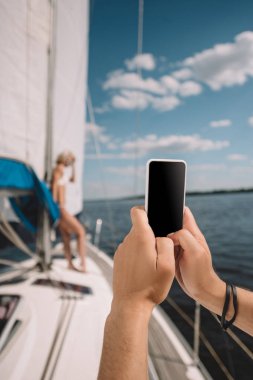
[52,151,86,272]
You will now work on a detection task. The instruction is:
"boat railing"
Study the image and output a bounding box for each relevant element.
[165,296,253,380]
[94,218,103,247]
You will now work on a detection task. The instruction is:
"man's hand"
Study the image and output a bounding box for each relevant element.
[170,207,253,336]
[98,206,175,380]
[112,206,175,313]
[170,207,225,310]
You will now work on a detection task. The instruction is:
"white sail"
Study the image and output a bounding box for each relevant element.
[52,0,89,215]
[0,0,51,178]
[0,0,89,215]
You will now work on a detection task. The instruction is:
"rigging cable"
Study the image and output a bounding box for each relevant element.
[25,0,31,162]
[86,90,118,250]
[165,296,253,379]
[133,0,144,196]
[165,296,234,380]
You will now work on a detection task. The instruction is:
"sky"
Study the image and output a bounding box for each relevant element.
[84,0,253,200]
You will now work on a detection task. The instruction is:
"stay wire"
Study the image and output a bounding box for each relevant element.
[133,0,144,196]
[86,90,118,251]
[165,296,234,380]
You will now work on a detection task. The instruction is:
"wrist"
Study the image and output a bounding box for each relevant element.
[197,275,226,316]
[110,297,154,321]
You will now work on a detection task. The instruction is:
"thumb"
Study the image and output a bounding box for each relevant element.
[156,237,175,276]
[183,207,210,252]
[130,206,149,230]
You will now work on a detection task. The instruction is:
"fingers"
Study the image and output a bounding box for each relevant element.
[169,229,201,253]
[156,237,175,274]
[130,206,149,230]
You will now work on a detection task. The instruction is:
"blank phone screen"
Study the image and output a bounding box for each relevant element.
[147,161,186,237]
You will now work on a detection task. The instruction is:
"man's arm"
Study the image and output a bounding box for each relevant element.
[99,301,152,380]
[170,207,253,336]
[98,207,175,380]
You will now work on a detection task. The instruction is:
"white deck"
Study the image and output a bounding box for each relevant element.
[0,243,211,380]
[0,255,112,380]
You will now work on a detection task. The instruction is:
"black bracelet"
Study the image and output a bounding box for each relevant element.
[219,283,238,330]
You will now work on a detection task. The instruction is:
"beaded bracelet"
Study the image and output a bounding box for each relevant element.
[219,283,238,330]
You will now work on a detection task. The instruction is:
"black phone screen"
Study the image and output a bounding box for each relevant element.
[147,160,186,237]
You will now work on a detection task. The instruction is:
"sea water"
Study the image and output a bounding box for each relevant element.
[83,192,253,287]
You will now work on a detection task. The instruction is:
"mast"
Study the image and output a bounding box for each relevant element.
[37,0,57,268]
[45,0,57,183]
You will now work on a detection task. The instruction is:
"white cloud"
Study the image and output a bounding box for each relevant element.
[84,180,134,200]
[86,152,138,160]
[160,77,203,97]
[122,134,229,156]
[172,68,193,80]
[183,31,253,90]
[151,95,181,111]
[227,154,247,161]
[178,81,203,97]
[94,104,110,114]
[101,31,253,113]
[85,123,121,152]
[189,163,226,171]
[106,165,145,177]
[248,116,253,127]
[111,90,151,110]
[107,142,118,150]
[160,76,180,93]
[111,90,181,112]
[125,53,156,71]
[209,119,232,128]
[86,123,111,145]
[103,70,165,95]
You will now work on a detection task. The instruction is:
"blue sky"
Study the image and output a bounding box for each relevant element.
[84,0,253,199]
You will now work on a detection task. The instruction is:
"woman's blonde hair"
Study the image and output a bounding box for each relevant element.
[56,151,75,165]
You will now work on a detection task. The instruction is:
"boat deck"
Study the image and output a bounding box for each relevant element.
[87,242,211,380]
[0,241,211,380]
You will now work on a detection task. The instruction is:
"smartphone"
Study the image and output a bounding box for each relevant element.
[145,159,186,237]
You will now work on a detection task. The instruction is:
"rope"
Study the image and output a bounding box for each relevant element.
[0,211,34,258]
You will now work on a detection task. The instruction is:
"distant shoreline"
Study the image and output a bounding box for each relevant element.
[85,187,253,202]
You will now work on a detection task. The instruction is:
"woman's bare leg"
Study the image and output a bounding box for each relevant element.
[60,208,86,272]
[59,222,75,270]
[76,225,86,272]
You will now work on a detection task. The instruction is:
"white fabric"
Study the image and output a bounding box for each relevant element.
[0,0,50,178]
[0,0,89,216]
[52,0,89,215]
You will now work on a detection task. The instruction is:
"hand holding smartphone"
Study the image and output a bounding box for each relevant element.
[145,159,186,237]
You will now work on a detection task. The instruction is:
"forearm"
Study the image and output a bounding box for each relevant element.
[197,277,253,336]
[98,302,152,380]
